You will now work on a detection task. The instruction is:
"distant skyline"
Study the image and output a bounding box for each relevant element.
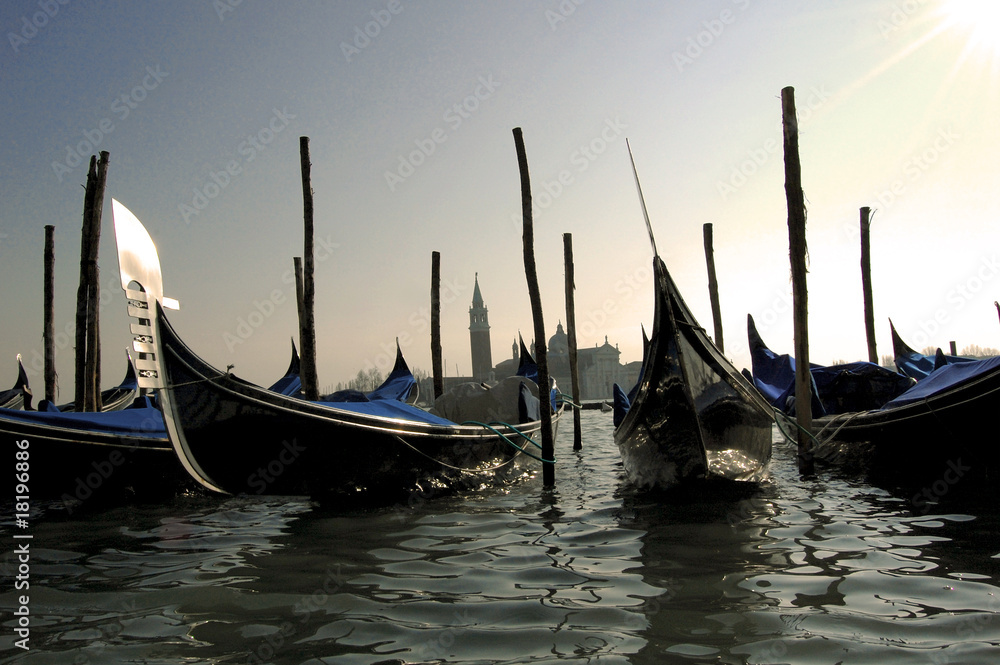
[3,1,999,398]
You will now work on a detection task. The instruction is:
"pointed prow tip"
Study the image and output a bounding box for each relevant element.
[625,138,659,259]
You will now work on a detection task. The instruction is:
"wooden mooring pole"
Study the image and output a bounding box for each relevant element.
[43,225,56,403]
[781,87,814,475]
[513,127,554,485]
[293,256,306,392]
[703,223,724,353]
[563,233,582,451]
[298,137,319,401]
[74,151,109,411]
[860,207,877,363]
[431,251,444,399]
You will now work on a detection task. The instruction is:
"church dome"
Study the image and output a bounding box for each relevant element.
[548,322,569,354]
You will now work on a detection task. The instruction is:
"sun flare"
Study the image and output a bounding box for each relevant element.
[940,0,1000,58]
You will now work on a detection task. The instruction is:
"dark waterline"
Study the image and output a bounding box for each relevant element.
[2,411,999,663]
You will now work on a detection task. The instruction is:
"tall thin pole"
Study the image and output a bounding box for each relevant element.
[513,127,554,485]
[298,137,319,400]
[703,223,724,353]
[563,233,582,451]
[74,151,108,411]
[860,206,877,363]
[431,251,444,399]
[74,156,97,411]
[782,87,813,475]
[87,151,109,412]
[293,255,305,384]
[43,225,56,403]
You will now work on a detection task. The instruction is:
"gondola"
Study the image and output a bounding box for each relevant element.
[49,349,140,413]
[809,356,1000,480]
[1,335,305,503]
[750,318,1000,480]
[1,395,185,502]
[0,355,30,410]
[890,319,975,381]
[748,314,913,417]
[112,199,563,500]
[612,145,773,490]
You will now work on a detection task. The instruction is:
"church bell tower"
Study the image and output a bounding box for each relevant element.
[469,273,493,382]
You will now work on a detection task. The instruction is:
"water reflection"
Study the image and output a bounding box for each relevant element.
[619,431,1000,664]
[3,415,999,664]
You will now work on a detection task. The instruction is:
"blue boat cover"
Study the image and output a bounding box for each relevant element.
[748,315,912,416]
[367,361,417,402]
[0,400,166,438]
[612,383,630,427]
[268,373,302,397]
[318,398,457,426]
[880,355,1000,410]
[894,348,976,381]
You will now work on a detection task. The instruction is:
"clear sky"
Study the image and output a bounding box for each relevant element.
[2,0,999,396]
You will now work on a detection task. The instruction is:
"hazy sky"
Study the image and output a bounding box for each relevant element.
[2,0,999,396]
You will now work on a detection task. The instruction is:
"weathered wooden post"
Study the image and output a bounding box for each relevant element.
[563,233,582,451]
[860,207,877,363]
[703,223,724,353]
[431,251,444,399]
[298,137,319,400]
[950,341,958,356]
[513,127,554,485]
[293,256,306,395]
[782,87,814,475]
[74,151,109,411]
[43,225,56,403]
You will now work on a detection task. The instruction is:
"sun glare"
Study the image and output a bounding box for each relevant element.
[940,0,1000,61]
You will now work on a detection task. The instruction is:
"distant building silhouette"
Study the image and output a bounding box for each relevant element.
[469,273,493,383]
[545,322,640,400]
[419,275,640,402]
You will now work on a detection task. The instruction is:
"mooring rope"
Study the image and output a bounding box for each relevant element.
[459,420,554,464]
[391,435,520,474]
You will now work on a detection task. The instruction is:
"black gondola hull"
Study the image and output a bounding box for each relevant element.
[614,257,773,490]
[1,411,189,503]
[156,306,561,500]
[806,366,1000,479]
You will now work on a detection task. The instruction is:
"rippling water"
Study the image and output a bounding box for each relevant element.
[3,411,1000,663]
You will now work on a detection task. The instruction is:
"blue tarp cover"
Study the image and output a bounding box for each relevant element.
[612,383,630,427]
[749,316,912,416]
[318,398,457,426]
[880,355,1000,410]
[894,349,976,381]
[0,402,166,438]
